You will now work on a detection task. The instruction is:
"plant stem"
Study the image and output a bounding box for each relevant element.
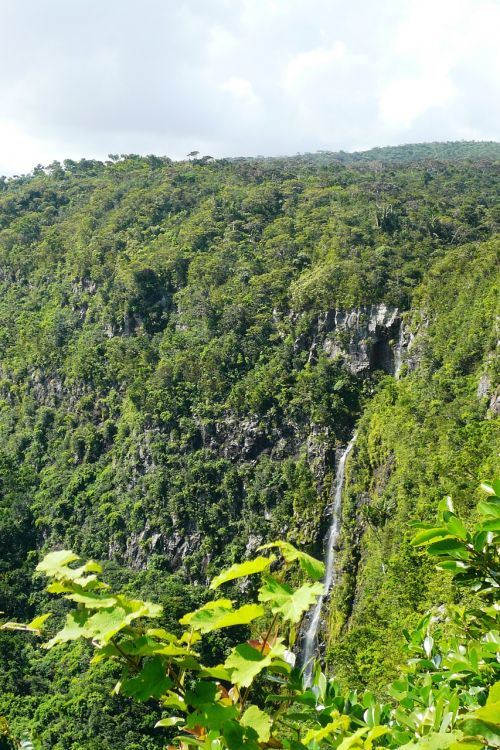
[239,612,280,715]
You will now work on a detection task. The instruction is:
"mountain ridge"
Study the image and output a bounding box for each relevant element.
[3,139,500,181]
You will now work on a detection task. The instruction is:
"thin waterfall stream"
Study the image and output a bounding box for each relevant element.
[301,433,357,686]
[394,323,404,380]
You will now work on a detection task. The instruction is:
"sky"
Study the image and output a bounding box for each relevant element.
[1,0,499,175]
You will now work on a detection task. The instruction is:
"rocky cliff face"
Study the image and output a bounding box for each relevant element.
[320,304,401,375]
[11,297,415,576]
[102,303,410,572]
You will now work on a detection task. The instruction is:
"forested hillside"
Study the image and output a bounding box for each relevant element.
[0,142,499,749]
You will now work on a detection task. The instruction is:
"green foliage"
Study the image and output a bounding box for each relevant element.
[259,542,326,581]
[210,556,276,589]
[0,144,498,747]
[329,235,499,692]
[258,577,324,623]
[3,480,499,748]
[412,492,499,598]
[180,601,265,634]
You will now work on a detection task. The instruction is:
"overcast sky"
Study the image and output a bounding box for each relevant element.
[1,0,499,175]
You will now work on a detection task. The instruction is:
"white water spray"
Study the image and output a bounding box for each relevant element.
[394,323,404,379]
[301,434,356,686]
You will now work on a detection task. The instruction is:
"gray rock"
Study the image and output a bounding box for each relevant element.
[306,425,333,488]
[488,387,500,418]
[477,374,491,399]
[321,304,401,375]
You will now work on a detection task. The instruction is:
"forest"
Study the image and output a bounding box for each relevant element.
[0,141,498,749]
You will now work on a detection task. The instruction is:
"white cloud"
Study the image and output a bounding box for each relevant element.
[221,76,259,105]
[378,75,457,131]
[219,76,263,126]
[0,121,55,175]
[0,0,498,174]
[284,42,349,90]
[282,42,375,146]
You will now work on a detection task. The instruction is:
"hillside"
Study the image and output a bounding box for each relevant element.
[0,141,498,749]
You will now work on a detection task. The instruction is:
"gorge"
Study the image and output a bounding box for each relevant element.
[0,141,498,749]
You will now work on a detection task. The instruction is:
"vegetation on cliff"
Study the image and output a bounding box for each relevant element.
[0,142,498,747]
[3,480,500,749]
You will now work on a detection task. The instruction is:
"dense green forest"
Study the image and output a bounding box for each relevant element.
[0,141,498,748]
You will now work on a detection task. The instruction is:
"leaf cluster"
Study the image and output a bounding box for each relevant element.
[3,479,500,748]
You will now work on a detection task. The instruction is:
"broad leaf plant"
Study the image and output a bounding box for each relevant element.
[2,481,499,749]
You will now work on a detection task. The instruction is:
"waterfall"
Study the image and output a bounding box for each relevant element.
[301,433,357,686]
[394,323,404,379]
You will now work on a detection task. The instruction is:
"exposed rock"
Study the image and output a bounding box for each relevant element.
[488,387,500,418]
[29,301,431,576]
[306,425,334,488]
[219,415,271,461]
[321,304,401,375]
[159,529,203,571]
[477,374,491,399]
[402,312,429,374]
[110,524,202,572]
[71,276,97,295]
[245,533,264,556]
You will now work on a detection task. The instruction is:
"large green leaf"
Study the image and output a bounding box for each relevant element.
[224,641,285,688]
[446,516,468,540]
[459,719,500,747]
[121,657,172,701]
[471,681,500,724]
[223,720,259,749]
[186,702,238,733]
[411,528,451,546]
[398,731,463,749]
[65,590,118,609]
[36,550,79,575]
[210,555,275,589]
[44,610,90,648]
[114,635,194,658]
[259,541,325,580]
[47,603,155,647]
[115,595,163,619]
[240,705,272,742]
[477,500,500,519]
[185,680,218,706]
[426,539,469,556]
[258,576,324,623]
[482,519,500,531]
[198,603,264,633]
[84,606,131,644]
[180,599,233,626]
[200,665,232,681]
[36,552,104,591]
[180,600,264,633]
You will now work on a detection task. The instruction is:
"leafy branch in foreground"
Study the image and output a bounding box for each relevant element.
[2,479,500,749]
[0,716,40,750]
